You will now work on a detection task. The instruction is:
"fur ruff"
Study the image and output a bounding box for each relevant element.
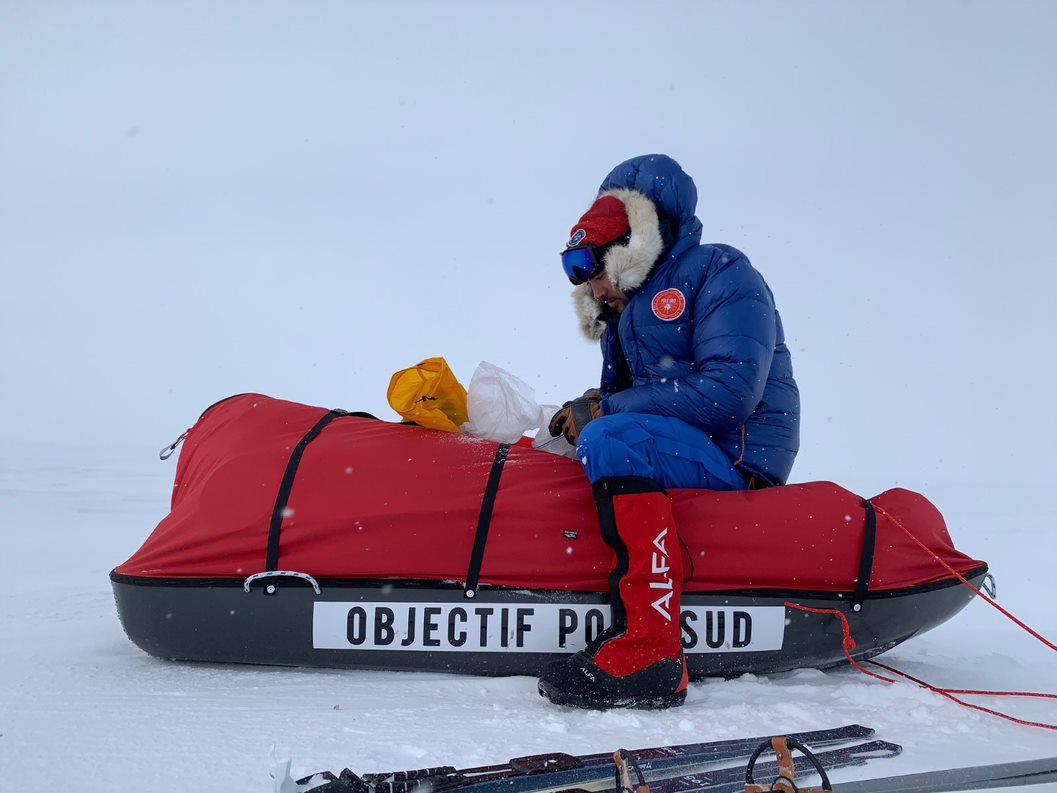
[572,188,664,340]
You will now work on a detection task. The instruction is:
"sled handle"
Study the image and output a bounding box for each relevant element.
[159,430,189,460]
[243,570,321,595]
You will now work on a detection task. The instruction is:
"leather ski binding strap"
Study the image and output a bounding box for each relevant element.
[744,737,832,792]
[614,748,650,793]
[509,752,582,774]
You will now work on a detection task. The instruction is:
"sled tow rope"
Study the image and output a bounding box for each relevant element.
[872,502,1057,653]
[786,500,1057,732]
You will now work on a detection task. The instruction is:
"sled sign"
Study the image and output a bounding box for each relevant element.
[312,602,785,654]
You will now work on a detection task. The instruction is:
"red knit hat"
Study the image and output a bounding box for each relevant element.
[566,195,631,248]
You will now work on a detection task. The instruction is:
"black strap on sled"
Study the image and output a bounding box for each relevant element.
[265,409,348,573]
[851,498,878,612]
[463,443,511,599]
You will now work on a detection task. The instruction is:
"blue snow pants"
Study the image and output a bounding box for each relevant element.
[575,413,747,491]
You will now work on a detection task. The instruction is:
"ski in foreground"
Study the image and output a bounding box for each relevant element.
[272,728,1057,793]
[739,737,1057,793]
[272,725,888,793]
[607,740,899,793]
[826,755,1057,792]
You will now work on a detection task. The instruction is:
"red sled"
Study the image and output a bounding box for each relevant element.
[111,394,987,677]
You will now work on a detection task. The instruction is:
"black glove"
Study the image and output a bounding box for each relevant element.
[548,396,603,447]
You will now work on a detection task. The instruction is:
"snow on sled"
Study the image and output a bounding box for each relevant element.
[111,393,987,678]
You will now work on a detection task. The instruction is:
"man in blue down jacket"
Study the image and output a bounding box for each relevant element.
[540,154,800,709]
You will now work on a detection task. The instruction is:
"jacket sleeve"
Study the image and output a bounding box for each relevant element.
[603,252,776,434]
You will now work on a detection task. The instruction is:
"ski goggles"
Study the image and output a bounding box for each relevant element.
[560,233,630,285]
[560,246,605,285]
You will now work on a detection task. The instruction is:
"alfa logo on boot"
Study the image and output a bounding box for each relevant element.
[650,528,674,621]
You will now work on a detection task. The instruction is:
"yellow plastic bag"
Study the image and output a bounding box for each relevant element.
[387,357,469,433]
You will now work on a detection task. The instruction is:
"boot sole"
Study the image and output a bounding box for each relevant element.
[538,679,686,710]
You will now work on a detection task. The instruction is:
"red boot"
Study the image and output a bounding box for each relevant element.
[538,477,688,709]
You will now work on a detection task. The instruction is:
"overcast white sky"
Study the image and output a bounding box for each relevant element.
[2,1,1055,499]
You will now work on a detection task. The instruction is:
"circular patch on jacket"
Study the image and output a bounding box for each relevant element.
[652,288,686,321]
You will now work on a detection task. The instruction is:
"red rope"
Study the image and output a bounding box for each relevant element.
[785,601,1057,731]
[787,499,1057,732]
[919,688,1057,700]
[866,660,1057,732]
[783,602,894,682]
[872,503,1057,652]
[785,495,1057,730]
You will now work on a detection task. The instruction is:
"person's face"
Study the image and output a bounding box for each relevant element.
[588,270,629,313]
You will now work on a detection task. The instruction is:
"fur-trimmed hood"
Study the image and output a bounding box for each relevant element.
[572,154,703,340]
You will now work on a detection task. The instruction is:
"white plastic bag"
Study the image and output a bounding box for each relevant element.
[462,361,548,444]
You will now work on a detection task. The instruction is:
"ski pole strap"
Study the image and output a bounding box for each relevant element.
[464,443,511,599]
[614,749,649,793]
[850,498,878,612]
[745,737,832,793]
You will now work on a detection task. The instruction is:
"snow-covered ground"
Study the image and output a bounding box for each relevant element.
[3,1,1057,790]
[2,442,1055,791]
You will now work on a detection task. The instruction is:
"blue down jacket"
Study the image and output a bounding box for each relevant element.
[583,155,799,486]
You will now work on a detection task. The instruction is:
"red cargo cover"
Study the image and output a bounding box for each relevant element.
[115,394,984,593]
